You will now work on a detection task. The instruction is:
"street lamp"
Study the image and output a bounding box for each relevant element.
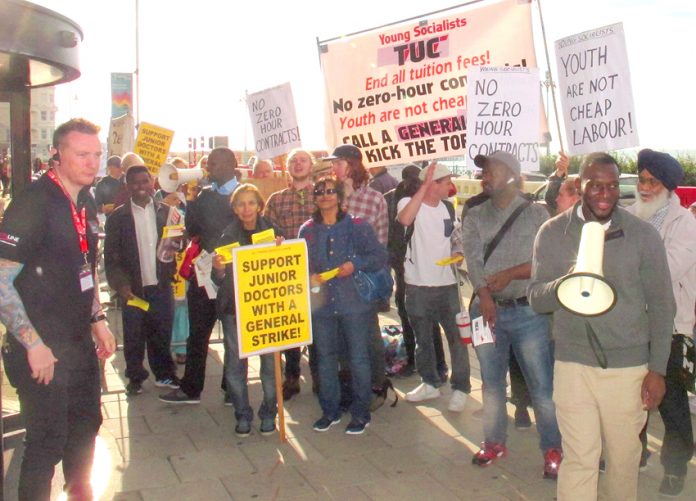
[0,0,83,195]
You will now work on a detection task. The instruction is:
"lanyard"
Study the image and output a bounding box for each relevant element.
[47,169,89,257]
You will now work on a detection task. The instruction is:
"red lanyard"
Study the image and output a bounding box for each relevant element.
[47,169,89,256]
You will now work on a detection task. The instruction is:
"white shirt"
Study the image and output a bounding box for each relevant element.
[397,197,456,287]
[131,198,158,287]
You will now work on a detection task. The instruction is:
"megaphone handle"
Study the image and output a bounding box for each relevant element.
[584,320,608,369]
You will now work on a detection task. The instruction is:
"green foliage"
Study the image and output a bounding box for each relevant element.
[539,152,696,186]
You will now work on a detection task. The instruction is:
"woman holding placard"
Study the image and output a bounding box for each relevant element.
[212,184,282,437]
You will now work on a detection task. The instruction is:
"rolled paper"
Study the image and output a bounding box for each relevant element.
[215,242,240,264]
[251,228,276,244]
[319,268,340,281]
[436,255,464,266]
[127,296,150,312]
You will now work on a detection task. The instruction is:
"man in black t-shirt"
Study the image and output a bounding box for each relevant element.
[0,118,116,500]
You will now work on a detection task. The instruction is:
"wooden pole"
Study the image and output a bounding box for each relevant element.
[273,352,286,443]
[536,0,565,153]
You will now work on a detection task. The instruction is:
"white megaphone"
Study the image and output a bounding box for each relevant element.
[555,221,616,317]
[158,163,204,193]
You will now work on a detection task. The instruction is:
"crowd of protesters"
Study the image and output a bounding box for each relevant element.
[1,117,695,500]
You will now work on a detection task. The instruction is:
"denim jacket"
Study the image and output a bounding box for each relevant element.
[299,214,387,317]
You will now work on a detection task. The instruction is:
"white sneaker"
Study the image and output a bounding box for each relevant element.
[405,383,441,402]
[448,390,468,412]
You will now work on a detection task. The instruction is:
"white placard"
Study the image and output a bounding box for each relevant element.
[247,82,301,159]
[466,66,540,172]
[555,22,638,155]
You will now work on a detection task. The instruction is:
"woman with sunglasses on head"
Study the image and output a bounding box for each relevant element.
[299,176,387,435]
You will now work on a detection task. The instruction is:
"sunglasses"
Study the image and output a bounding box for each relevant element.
[314,187,338,196]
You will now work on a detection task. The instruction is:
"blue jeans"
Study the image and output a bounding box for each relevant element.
[405,284,471,393]
[220,314,276,423]
[313,312,372,423]
[471,302,561,451]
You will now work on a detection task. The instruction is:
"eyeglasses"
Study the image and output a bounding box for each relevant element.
[314,188,337,196]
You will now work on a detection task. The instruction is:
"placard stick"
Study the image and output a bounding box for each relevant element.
[274,352,286,443]
[536,0,565,153]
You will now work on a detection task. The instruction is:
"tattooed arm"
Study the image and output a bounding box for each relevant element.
[0,258,58,384]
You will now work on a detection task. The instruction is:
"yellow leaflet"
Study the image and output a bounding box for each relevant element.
[162,224,185,239]
[215,242,240,264]
[435,255,464,266]
[127,296,150,311]
[251,228,275,244]
[319,268,339,281]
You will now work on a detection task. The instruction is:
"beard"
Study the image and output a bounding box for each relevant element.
[633,187,670,220]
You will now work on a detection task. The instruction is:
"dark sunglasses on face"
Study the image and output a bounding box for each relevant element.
[314,187,337,196]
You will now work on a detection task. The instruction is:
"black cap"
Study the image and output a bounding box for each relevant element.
[323,144,362,162]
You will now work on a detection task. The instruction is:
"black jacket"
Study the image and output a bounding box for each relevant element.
[104,199,176,297]
[213,216,282,317]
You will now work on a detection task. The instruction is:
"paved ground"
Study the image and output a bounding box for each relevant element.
[2,300,696,500]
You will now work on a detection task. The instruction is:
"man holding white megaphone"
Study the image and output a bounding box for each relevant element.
[528,152,675,501]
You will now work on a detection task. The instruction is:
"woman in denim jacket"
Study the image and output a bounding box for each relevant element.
[299,177,387,435]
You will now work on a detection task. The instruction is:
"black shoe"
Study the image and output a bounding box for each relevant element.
[158,388,200,405]
[235,420,251,438]
[259,418,276,436]
[659,474,685,497]
[345,419,370,435]
[514,406,532,430]
[126,381,143,396]
[313,415,341,432]
[282,376,301,401]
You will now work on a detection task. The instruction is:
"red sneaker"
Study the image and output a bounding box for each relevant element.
[472,442,508,467]
[543,448,563,479]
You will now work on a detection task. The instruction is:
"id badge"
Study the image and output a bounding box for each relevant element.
[79,264,94,292]
[471,316,495,347]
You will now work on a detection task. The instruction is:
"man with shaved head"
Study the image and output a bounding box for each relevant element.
[160,147,239,404]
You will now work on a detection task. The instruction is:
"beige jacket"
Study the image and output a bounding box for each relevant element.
[630,195,696,335]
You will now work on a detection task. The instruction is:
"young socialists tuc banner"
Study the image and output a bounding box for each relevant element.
[319,0,538,167]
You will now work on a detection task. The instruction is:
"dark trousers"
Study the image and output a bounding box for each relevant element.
[122,284,176,383]
[180,279,218,397]
[283,345,317,379]
[393,261,447,370]
[4,338,102,501]
[640,337,694,477]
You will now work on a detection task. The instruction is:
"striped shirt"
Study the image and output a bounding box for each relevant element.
[344,185,389,246]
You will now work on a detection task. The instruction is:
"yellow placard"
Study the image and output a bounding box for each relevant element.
[127,296,150,311]
[436,255,464,266]
[251,228,276,244]
[319,267,339,282]
[233,239,311,358]
[133,121,174,176]
[215,242,240,264]
[162,224,185,239]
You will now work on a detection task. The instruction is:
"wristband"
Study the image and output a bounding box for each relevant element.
[91,312,107,324]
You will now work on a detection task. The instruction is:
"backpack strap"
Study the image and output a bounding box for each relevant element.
[404,199,457,260]
[483,200,531,265]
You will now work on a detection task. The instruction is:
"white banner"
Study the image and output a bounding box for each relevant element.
[466,66,540,172]
[555,22,638,155]
[319,0,537,167]
[247,82,301,160]
[107,112,135,158]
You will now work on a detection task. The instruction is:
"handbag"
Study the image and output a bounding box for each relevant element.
[347,218,394,303]
[178,236,201,280]
[353,267,394,303]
